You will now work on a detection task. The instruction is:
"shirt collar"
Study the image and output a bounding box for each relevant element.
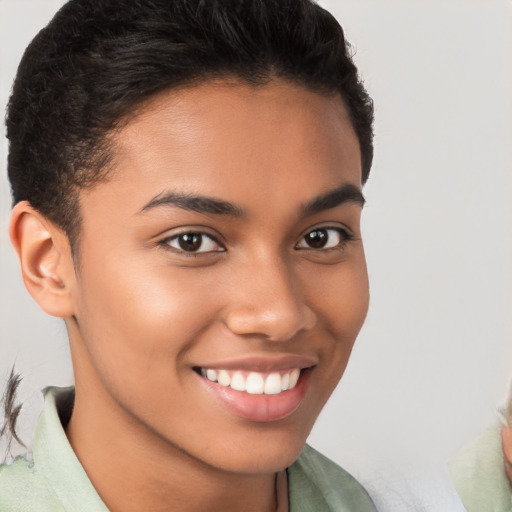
[33,386,109,512]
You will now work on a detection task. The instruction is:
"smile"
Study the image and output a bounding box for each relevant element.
[194,357,316,422]
[199,368,301,395]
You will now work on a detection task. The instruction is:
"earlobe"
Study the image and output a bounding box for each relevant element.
[9,201,76,318]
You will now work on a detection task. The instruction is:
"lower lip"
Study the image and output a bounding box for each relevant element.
[199,369,312,423]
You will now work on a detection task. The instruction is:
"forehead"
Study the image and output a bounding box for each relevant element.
[81,79,362,217]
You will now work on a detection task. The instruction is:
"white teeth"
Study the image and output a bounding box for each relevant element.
[230,371,246,391]
[217,370,231,387]
[264,373,282,395]
[200,367,303,395]
[289,369,300,389]
[206,369,218,382]
[281,372,290,391]
[246,372,265,394]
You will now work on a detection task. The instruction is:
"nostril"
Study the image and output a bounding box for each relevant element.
[224,302,316,341]
[301,305,317,331]
[222,262,316,340]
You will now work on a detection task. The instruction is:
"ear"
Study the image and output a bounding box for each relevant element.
[9,201,76,318]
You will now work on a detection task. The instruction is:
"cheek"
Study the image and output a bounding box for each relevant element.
[73,254,222,380]
[308,251,369,341]
[302,251,369,396]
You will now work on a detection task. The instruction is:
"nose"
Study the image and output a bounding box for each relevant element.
[223,256,317,342]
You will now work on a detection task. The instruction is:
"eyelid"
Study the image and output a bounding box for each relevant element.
[159,228,226,255]
[295,224,355,250]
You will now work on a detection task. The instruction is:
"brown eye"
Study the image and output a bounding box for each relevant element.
[178,233,202,251]
[165,232,224,253]
[296,227,348,250]
[303,229,328,249]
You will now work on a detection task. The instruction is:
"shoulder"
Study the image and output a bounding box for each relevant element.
[288,444,376,512]
[449,425,512,512]
[0,455,65,511]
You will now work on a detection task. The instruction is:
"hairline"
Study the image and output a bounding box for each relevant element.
[56,74,363,263]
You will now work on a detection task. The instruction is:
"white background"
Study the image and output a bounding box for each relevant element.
[1,1,511,510]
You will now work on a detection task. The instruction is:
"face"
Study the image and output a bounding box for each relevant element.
[68,80,369,474]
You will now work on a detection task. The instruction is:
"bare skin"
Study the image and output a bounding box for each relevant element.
[10,80,369,512]
[501,425,512,483]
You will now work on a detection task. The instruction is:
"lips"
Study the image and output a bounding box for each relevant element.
[194,356,315,422]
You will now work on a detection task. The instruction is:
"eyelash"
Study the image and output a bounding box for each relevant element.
[295,226,355,251]
[160,232,225,255]
[159,225,354,256]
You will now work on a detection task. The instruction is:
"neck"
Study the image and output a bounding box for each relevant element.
[66,383,285,512]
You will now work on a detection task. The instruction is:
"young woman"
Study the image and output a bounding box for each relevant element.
[0,1,376,510]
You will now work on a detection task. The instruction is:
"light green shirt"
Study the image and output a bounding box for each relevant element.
[449,425,512,512]
[0,387,376,511]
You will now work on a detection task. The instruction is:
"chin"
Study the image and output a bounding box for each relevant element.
[197,425,311,475]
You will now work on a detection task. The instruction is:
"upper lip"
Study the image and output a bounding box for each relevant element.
[195,354,318,373]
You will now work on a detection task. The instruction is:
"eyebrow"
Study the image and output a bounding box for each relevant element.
[300,183,365,215]
[140,191,246,217]
[140,183,364,217]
